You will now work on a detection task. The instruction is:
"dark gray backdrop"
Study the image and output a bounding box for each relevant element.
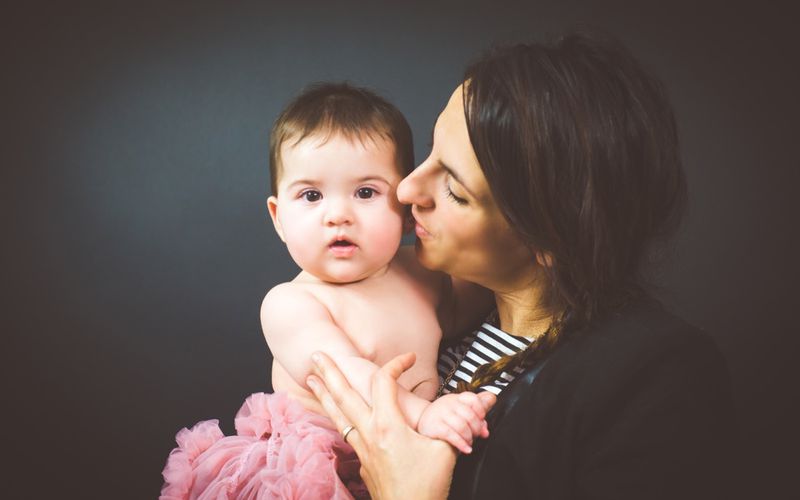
[5,1,798,498]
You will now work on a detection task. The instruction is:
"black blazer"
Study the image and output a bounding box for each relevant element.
[449,297,738,500]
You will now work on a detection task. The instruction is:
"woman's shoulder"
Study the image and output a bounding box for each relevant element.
[522,295,731,411]
[462,296,738,500]
[567,296,723,369]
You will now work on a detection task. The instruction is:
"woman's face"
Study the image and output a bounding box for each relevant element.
[397,86,535,291]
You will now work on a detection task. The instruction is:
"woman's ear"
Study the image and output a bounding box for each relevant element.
[267,196,286,242]
[535,251,554,268]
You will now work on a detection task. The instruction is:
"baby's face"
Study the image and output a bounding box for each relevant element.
[268,132,406,283]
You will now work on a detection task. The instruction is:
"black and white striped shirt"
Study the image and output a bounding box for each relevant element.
[437,316,534,396]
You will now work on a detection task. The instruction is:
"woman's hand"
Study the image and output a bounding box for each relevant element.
[306,352,458,500]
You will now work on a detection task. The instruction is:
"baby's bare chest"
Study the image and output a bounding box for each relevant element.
[311,278,442,365]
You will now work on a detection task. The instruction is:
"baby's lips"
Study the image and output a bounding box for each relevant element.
[328,235,357,247]
[329,241,357,249]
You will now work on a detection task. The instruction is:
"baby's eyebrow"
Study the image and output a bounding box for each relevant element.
[356,175,391,185]
[285,179,317,190]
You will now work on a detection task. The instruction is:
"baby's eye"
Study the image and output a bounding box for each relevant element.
[302,190,322,202]
[356,187,376,199]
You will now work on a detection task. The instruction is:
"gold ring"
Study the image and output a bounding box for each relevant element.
[342,424,355,443]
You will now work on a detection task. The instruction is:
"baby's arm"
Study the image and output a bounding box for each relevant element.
[417,391,496,453]
[261,284,432,430]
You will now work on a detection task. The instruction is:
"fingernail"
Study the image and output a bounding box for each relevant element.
[465,446,472,454]
[307,377,318,391]
[311,352,321,365]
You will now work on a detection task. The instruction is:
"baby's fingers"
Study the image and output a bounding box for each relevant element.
[457,391,492,419]
[440,425,474,454]
[444,412,478,449]
[452,402,488,438]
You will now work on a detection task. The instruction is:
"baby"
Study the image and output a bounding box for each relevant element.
[161,83,493,500]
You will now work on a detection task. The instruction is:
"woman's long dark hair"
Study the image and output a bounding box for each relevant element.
[459,32,686,391]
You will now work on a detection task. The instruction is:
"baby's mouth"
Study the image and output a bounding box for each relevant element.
[330,239,355,248]
[328,238,358,255]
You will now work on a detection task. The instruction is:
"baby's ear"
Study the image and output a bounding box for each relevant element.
[267,196,286,242]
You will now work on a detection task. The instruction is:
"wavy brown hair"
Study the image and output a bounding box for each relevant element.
[458,32,686,391]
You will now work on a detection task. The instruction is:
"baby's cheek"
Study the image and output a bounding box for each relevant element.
[368,218,404,254]
[283,226,318,268]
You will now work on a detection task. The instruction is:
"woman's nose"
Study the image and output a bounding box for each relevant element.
[397,161,434,208]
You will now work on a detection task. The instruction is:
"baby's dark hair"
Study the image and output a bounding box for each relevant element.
[269,82,414,195]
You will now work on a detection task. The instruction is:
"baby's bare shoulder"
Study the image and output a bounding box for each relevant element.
[261,282,330,322]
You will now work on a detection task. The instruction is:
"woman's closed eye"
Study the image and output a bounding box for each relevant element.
[445,184,468,205]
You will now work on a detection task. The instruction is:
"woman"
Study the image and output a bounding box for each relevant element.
[306,32,736,499]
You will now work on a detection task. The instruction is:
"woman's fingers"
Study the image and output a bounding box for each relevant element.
[371,352,417,423]
[477,390,497,411]
[308,352,371,433]
[306,373,363,448]
[378,352,417,384]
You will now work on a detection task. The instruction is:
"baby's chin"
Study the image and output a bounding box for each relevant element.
[304,263,392,285]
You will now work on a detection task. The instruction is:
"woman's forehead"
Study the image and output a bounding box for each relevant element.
[439,85,465,128]
[433,87,466,158]
[433,86,489,199]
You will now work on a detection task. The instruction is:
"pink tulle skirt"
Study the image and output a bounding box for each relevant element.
[160,392,368,499]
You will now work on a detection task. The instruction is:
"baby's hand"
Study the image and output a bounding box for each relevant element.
[417,391,496,454]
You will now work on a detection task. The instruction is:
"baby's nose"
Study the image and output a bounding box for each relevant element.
[323,200,353,226]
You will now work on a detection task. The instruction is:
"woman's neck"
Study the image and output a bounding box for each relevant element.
[494,282,553,340]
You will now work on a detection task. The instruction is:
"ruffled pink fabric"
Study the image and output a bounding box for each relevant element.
[160,392,368,499]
